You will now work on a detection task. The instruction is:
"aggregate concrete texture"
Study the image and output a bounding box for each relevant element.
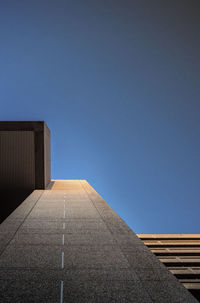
[0,180,198,302]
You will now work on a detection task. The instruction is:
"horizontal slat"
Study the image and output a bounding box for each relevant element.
[144,240,200,244]
[138,234,200,239]
[151,248,200,253]
[182,283,200,290]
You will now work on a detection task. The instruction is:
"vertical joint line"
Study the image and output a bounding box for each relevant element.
[61,251,64,269]
[60,280,64,303]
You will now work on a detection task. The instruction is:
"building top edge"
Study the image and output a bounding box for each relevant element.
[0,121,50,133]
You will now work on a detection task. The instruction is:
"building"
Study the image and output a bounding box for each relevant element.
[0,121,198,302]
[0,121,50,223]
[138,234,200,301]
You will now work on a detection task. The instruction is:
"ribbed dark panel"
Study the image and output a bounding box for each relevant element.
[44,123,50,188]
[0,131,35,189]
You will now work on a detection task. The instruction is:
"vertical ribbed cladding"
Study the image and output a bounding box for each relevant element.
[0,130,35,189]
[0,121,51,191]
[0,130,35,223]
[44,123,51,188]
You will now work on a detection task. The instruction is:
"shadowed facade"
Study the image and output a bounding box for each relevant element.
[0,121,50,223]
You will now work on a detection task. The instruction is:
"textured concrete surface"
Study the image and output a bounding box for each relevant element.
[0,180,198,302]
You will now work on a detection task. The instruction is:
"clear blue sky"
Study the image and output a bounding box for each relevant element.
[0,0,199,233]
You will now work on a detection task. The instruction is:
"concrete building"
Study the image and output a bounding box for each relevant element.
[0,122,198,302]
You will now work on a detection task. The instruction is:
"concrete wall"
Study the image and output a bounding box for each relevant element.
[0,180,197,302]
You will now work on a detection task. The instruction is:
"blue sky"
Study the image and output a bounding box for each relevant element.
[0,0,200,233]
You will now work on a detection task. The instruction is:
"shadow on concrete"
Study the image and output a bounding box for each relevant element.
[0,189,33,223]
[46,181,55,190]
